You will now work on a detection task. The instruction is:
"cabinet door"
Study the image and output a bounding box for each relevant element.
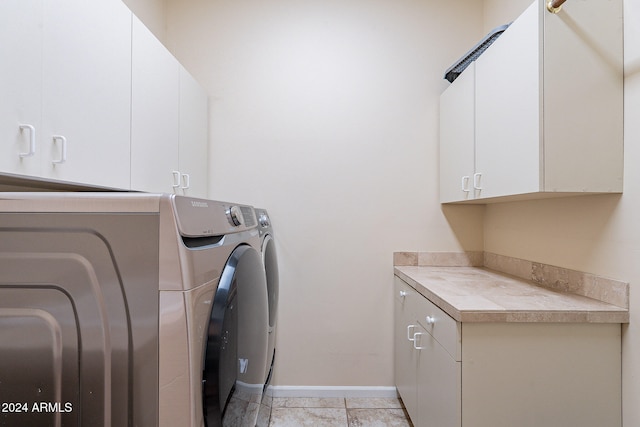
[542,0,623,193]
[41,0,132,188]
[416,329,461,427]
[0,0,42,177]
[439,63,475,203]
[131,16,180,194]
[393,278,418,422]
[178,66,209,198]
[462,323,621,427]
[474,2,540,199]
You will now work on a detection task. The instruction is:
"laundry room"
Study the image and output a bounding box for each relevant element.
[0,0,638,426]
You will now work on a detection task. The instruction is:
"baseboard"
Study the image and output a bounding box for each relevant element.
[270,386,398,399]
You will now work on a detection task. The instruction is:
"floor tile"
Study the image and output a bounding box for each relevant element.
[345,397,404,409]
[270,407,348,427]
[347,408,413,427]
[223,400,260,427]
[273,397,345,408]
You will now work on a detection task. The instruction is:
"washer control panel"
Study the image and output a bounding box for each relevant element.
[172,196,257,237]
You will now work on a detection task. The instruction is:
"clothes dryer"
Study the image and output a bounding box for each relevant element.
[254,208,279,384]
[0,193,269,427]
[254,208,279,427]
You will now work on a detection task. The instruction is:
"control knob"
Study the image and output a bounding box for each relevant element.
[226,206,244,227]
[258,213,270,228]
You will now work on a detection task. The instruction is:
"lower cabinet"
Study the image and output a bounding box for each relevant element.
[394,280,418,418]
[394,277,460,427]
[394,276,622,427]
[416,329,459,427]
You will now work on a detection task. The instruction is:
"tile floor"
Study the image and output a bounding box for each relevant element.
[268,397,413,427]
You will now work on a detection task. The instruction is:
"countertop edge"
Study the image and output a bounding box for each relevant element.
[394,266,629,324]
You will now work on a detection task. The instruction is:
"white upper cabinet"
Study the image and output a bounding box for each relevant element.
[0,0,131,189]
[41,0,132,189]
[474,7,541,199]
[131,18,209,198]
[0,0,44,177]
[131,15,180,194]
[439,63,475,204]
[1,1,208,194]
[179,67,209,198]
[440,0,623,203]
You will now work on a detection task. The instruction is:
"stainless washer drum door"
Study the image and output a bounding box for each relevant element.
[202,244,269,427]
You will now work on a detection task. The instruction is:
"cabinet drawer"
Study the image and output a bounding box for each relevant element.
[394,276,420,319]
[395,276,461,361]
[414,288,461,361]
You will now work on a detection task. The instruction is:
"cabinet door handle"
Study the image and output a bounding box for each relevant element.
[407,324,417,342]
[413,332,426,350]
[399,290,407,298]
[473,172,482,190]
[425,315,436,325]
[181,173,190,190]
[52,135,67,164]
[19,124,36,158]
[172,171,181,189]
[461,175,470,193]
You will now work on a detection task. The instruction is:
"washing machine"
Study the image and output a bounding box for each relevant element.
[0,192,270,427]
[254,208,279,427]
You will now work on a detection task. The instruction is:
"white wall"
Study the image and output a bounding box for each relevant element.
[163,0,485,387]
[481,0,640,425]
[129,0,640,421]
[482,0,530,32]
[121,0,167,43]
[129,1,640,422]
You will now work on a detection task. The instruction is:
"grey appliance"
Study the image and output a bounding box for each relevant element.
[254,208,279,427]
[0,193,269,427]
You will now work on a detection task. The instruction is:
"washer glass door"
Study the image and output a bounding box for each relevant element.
[202,244,269,427]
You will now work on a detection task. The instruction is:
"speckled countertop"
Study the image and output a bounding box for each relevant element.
[394,265,629,323]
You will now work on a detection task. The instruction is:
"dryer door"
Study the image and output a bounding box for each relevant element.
[262,234,279,339]
[257,234,280,427]
[202,244,269,427]
[262,234,279,375]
